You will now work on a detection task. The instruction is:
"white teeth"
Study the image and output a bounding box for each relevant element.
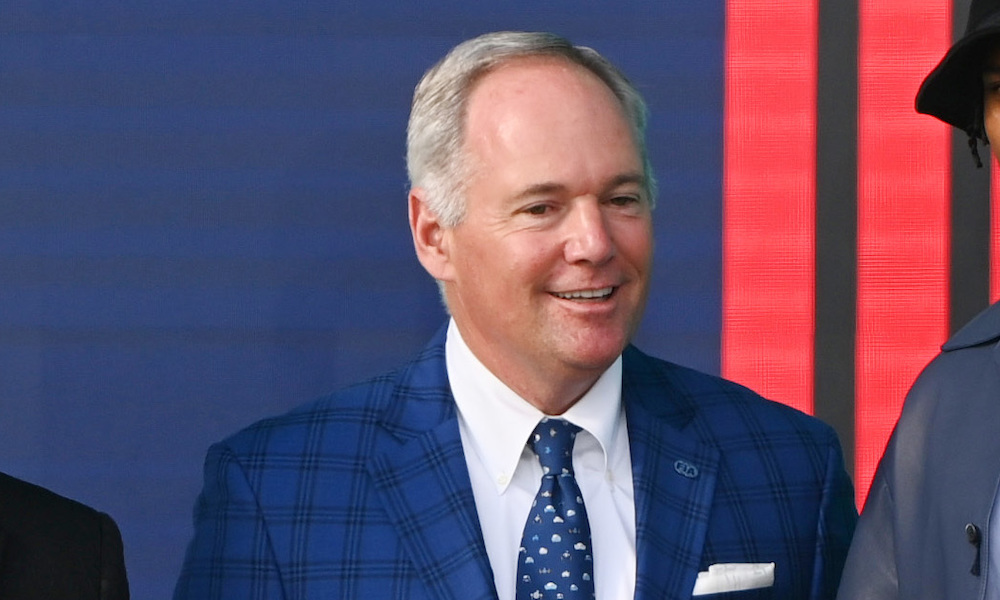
[553,287,614,300]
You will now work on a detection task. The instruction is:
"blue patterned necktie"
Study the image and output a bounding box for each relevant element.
[516,418,595,600]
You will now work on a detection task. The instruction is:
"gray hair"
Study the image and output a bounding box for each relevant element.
[406,31,656,227]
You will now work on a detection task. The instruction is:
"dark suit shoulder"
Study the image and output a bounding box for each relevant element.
[0,472,129,600]
[0,471,103,525]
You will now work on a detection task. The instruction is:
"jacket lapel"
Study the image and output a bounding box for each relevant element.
[623,347,720,600]
[364,335,723,600]
[366,333,499,600]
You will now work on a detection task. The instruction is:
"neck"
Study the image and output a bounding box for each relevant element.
[510,374,598,415]
[456,331,608,415]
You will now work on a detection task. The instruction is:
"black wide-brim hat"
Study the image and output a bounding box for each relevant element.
[916,0,1000,133]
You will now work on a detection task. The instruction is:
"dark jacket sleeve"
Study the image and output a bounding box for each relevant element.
[98,511,130,600]
[835,463,899,600]
[813,436,859,599]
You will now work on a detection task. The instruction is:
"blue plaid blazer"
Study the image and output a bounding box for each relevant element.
[174,328,857,599]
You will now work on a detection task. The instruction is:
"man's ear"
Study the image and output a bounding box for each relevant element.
[408,188,455,281]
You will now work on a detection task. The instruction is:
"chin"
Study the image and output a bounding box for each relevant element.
[548,321,633,365]
[565,341,628,371]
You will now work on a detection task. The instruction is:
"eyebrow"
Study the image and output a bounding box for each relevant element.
[512,172,647,201]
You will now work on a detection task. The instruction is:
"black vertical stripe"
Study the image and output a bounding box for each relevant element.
[950,0,993,334]
[816,0,859,477]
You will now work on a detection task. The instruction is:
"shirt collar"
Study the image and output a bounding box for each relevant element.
[445,319,623,494]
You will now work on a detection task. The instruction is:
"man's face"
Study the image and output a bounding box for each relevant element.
[985,44,1000,150]
[433,58,654,404]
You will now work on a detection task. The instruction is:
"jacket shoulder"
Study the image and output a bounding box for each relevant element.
[624,346,838,442]
[0,472,128,600]
[0,471,105,528]
[906,301,1000,408]
[943,300,1000,350]
[217,336,452,458]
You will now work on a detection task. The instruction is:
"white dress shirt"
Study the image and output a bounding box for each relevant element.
[446,320,637,600]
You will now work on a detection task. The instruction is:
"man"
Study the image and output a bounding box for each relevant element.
[837,1,1000,598]
[0,471,129,600]
[174,31,856,599]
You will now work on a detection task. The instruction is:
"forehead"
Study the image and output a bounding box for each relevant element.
[463,57,636,150]
[459,57,643,201]
[467,56,620,113]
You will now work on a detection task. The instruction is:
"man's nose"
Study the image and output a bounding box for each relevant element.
[563,199,615,265]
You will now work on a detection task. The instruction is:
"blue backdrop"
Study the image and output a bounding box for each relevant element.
[0,2,724,597]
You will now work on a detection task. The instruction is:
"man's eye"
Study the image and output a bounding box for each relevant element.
[609,195,639,206]
[525,204,550,215]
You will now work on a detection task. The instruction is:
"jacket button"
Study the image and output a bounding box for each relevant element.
[966,523,981,544]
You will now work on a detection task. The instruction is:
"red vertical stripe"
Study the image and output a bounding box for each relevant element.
[723,1,818,416]
[855,0,951,507]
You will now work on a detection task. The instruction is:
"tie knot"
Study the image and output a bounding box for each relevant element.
[527,418,581,477]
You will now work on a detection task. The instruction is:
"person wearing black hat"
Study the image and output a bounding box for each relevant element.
[837,1,1000,598]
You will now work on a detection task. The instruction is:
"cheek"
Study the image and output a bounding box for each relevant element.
[502,234,564,274]
[985,99,1000,146]
[456,236,541,295]
[614,221,654,268]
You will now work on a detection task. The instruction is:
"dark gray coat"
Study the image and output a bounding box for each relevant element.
[837,301,1000,599]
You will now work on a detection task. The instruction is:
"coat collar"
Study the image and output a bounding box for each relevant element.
[944,300,1000,351]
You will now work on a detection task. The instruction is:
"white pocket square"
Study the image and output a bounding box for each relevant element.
[691,562,775,596]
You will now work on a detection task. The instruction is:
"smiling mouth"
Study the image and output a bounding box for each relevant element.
[551,286,615,300]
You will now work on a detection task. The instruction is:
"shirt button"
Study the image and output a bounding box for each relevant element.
[497,474,509,486]
[606,471,614,483]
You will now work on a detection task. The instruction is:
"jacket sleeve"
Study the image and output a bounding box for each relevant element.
[173,443,285,600]
[811,435,859,600]
[834,457,899,600]
[98,511,130,600]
